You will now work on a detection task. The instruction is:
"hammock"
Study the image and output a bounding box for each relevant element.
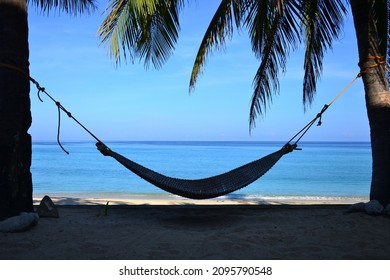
[0,62,363,200]
[96,142,296,199]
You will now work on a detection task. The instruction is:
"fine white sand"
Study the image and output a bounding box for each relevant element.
[32,194,366,206]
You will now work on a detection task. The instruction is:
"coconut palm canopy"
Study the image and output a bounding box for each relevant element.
[98,0,389,130]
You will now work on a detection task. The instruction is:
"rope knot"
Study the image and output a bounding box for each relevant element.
[38,86,45,92]
[316,104,329,126]
[36,85,45,102]
[359,55,389,75]
[1,60,106,155]
[282,143,301,153]
[96,142,111,156]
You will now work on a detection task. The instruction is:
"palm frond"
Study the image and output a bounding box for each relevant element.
[249,16,281,129]
[99,0,184,67]
[189,0,247,92]
[247,0,301,130]
[99,0,137,63]
[301,0,347,108]
[28,0,97,15]
[189,0,233,92]
[136,0,184,69]
[245,0,270,59]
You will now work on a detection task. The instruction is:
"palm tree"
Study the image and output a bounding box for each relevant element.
[99,0,390,207]
[349,0,390,207]
[0,0,95,221]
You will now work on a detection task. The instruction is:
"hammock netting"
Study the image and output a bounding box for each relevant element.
[96,142,295,199]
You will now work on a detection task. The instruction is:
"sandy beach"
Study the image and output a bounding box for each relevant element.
[1,195,390,260]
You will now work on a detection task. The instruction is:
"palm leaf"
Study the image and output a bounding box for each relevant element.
[245,0,270,59]
[249,16,281,128]
[136,0,184,69]
[28,0,97,15]
[301,0,347,108]
[99,0,184,68]
[189,0,246,91]
[247,0,300,130]
[99,0,137,62]
[99,0,158,64]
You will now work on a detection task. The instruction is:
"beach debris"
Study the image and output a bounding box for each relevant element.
[36,195,59,218]
[96,201,111,217]
[0,212,39,233]
[364,200,384,215]
[104,201,110,216]
[383,204,390,217]
[346,200,389,216]
[346,202,366,213]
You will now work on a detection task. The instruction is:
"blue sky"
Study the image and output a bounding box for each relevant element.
[27,1,369,142]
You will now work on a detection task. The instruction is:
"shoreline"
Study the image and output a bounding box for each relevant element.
[33,193,367,206]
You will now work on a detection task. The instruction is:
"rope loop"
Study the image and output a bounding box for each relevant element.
[316,104,329,126]
[0,62,104,154]
[37,86,45,102]
[53,101,69,154]
[359,55,390,75]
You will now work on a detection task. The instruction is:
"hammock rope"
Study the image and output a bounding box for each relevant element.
[1,57,385,199]
[0,62,105,154]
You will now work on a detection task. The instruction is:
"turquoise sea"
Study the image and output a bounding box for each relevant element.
[31,141,371,201]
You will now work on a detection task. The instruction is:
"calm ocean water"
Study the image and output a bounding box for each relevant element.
[31,141,371,200]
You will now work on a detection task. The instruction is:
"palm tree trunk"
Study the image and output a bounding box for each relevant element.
[350,0,390,206]
[0,0,33,220]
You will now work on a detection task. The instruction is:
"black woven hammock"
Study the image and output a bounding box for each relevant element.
[96,142,295,199]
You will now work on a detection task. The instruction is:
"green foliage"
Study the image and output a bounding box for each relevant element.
[28,0,97,15]
[99,0,389,130]
[189,0,243,91]
[300,0,346,108]
[99,0,185,68]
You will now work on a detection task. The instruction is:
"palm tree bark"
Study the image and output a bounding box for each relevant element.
[0,0,33,220]
[350,0,390,206]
